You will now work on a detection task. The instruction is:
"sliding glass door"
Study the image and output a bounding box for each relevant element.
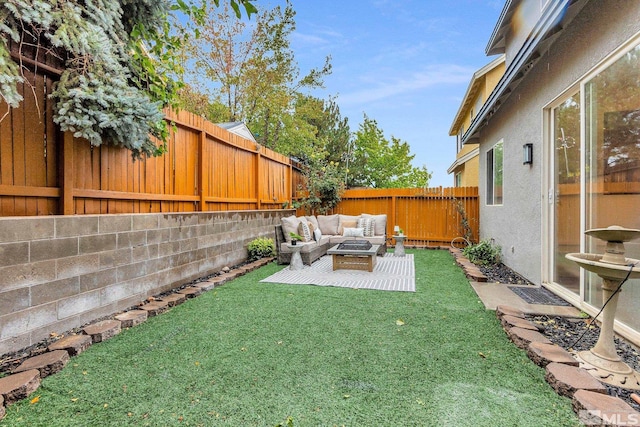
[584,44,640,331]
[551,93,582,296]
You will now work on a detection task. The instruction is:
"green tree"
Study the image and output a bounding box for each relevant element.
[0,0,256,158]
[349,115,431,188]
[296,160,345,215]
[312,96,352,167]
[176,84,231,123]
[184,0,331,150]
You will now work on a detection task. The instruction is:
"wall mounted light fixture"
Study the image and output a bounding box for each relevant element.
[523,143,533,165]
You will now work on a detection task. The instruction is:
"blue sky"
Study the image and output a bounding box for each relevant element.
[266,0,504,187]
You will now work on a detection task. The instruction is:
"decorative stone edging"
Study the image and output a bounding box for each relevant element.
[0,257,274,420]
[496,304,640,425]
[449,247,487,282]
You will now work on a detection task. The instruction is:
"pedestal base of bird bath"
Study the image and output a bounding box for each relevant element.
[572,277,640,389]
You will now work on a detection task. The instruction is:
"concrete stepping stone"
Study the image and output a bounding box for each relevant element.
[527,342,579,368]
[177,287,202,298]
[13,350,69,379]
[139,300,170,316]
[496,305,525,319]
[545,362,607,398]
[507,327,552,349]
[501,314,540,331]
[0,370,40,405]
[0,395,4,420]
[83,319,121,343]
[160,294,186,307]
[573,389,640,426]
[48,334,92,356]
[115,310,148,328]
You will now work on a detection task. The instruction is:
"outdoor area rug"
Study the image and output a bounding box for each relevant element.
[261,254,415,292]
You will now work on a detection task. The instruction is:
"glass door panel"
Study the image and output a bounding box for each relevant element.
[585,44,640,331]
[552,93,581,294]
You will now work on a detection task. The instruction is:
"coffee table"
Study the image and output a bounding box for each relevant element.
[327,244,380,272]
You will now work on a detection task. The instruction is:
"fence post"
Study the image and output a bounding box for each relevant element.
[391,195,397,236]
[198,130,206,211]
[255,148,262,210]
[289,162,293,205]
[61,132,74,215]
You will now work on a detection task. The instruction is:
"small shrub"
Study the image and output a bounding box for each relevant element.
[462,239,501,266]
[247,237,276,261]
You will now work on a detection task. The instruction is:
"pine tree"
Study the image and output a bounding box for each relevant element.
[0,0,256,158]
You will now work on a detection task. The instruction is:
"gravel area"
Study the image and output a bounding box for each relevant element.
[479,262,534,285]
[528,314,640,412]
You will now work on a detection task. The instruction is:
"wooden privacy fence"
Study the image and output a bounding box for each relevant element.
[332,187,479,247]
[0,55,303,216]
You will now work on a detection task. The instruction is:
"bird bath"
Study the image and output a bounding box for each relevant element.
[566,225,640,389]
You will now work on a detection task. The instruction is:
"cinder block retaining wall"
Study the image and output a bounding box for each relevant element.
[0,210,291,356]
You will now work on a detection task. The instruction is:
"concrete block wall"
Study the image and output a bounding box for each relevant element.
[0,210,290,356]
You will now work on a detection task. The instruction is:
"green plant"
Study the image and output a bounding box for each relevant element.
[247,237,276,261]
[452,197,475,244]
[463,239,502,266]
[289,232,303,243]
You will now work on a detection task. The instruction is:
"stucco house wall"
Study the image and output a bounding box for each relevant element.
[478,0,640,284]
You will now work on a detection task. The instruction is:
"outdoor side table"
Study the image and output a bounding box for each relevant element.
[393,235,406,257]
[287,244,304,270]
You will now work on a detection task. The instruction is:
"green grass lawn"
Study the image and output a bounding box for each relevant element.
[1,250,580,426]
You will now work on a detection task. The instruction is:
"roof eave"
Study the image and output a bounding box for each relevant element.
[448,55,506,135]
[447,146,480,174]
[466,0,584,145]
[486,0,517,55]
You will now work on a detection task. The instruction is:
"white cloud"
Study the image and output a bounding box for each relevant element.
[292,25,345,49]
[338,64,476,106]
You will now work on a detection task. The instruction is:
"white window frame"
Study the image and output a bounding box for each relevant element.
[455,172,462,187]
[486,139,504,206]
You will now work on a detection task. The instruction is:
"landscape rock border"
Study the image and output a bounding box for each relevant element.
[496,304,640,425]
[0,257,274,420]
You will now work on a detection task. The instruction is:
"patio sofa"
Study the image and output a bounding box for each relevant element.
[275,213,387,265]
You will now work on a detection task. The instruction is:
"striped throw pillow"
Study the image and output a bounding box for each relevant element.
[357,217,375,237]
[298,221,313,242]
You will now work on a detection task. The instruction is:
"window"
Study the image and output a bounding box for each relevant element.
[455,172,462,187]
[486,140,503,205]
[457,128,464,153]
